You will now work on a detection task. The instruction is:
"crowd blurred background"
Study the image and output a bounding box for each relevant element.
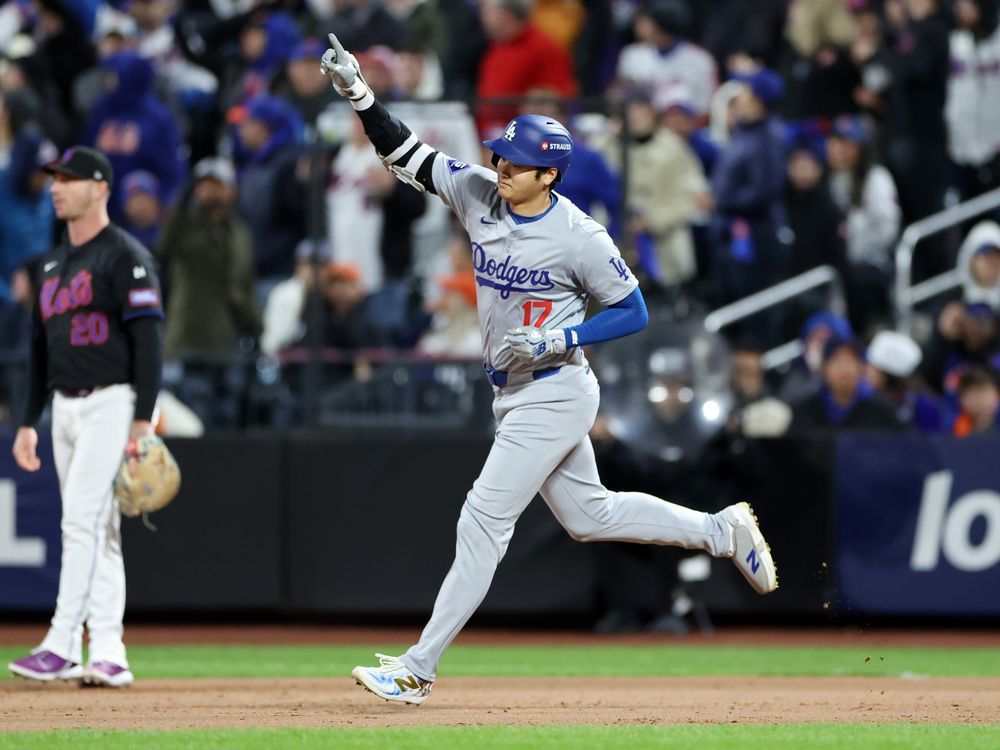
[0,0,999,446]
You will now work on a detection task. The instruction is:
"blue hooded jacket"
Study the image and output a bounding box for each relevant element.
[710,117,787,236]
[84,51,185,223]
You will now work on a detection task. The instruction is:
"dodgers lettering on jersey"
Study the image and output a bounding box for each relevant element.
[431,156,638,373]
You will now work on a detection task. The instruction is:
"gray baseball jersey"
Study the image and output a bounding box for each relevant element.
[431,157,638,372]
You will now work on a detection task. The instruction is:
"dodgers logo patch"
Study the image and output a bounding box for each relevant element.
[447,159,470,174]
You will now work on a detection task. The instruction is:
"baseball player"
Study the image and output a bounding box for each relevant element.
[7,147,164,688]
[320,34,777,705]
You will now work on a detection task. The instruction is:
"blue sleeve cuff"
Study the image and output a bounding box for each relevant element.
[563,287,648,348]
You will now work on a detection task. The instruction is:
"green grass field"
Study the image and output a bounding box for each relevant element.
[1,724,998,750]
[2,643,998,749]
[3,644,999,680]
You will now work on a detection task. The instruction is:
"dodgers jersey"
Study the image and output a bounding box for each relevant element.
[432,156,638,373]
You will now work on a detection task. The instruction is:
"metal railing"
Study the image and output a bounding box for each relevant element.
[704,265,846,370]
[894,186,1000,332]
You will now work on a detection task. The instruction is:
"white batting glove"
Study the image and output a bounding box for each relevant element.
[504,327,567,363]
[320,32,371,103]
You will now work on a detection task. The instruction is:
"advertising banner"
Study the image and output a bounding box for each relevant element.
[836,435,1000,615]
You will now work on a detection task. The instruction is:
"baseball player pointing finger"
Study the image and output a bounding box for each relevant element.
[320,34,778,706]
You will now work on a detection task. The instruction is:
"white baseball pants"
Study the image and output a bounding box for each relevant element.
[39,384,134,666]
[401,364,734,681]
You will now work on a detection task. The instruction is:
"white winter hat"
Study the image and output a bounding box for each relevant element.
[867,331,922,378]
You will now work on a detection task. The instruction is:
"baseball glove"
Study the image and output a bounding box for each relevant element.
[113,435,181,517]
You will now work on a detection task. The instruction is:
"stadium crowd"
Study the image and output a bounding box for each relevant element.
[0,0,999,438]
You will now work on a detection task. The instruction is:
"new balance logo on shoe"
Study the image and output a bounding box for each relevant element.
[746,549,761,574]
[394,675,423,692]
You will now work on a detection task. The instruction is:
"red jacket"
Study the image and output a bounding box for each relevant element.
[476,24,577,137]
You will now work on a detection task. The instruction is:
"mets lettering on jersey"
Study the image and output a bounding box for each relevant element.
[472,243,554,299]
[40,272,93,321]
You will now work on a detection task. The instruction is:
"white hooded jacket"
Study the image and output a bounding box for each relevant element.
[957,220,1000,309]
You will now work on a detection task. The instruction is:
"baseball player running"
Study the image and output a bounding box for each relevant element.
[320,34,777,706]
[8,147,164,688]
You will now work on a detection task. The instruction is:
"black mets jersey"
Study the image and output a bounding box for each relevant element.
[34,224,163,390]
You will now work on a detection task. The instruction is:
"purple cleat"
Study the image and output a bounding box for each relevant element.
[8,650,83,682]
[82,661,134,687]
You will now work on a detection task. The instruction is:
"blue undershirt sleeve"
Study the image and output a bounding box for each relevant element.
[563,287,649,348]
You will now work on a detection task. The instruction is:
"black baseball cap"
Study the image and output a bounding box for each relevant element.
[43,146,114,187]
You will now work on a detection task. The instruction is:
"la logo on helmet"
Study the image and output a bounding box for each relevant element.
[503,121,517,141]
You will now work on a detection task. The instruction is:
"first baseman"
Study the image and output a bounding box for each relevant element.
[320,34,778,705]
[8,147,164,688]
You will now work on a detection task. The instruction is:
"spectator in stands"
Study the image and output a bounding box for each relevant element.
[353,46,405,101]
[27,0,98,132]
[223,11,301,110]
[156,157,262,358]
[126,0,219,110]
[417,231,481,357]
[826,115,901,334]
[784,126,847,280]
[947,0,1000,203]
[309,261,384,350]
[615,0,717,118]
[437,0,488,100]
[322,0,411,52]
[1,34,74,149]
[83,50,185,222]
[327,117,425,292]
[922,301,1000,398]
[394,42,445,100]
[571,0,613,98]
[709,67,788,333]
[697,0,787,72]
[231,94,306,291]
[952,365,1000,436]
[476,0,576,137]
[0,90,56,304]
[883,0,952,279]
[260,239,330,357]
[957,220,1000,311]
[779,310,853,404]
[271,37,340,127]
[0,264,34,355]
[725,339,792,438]
[788,336,903,433]
[72,10,139,118]
[781,0,859,119]
[386,0,447,99]
[120,170,164,249]
[600,91,708,287]
[866,329,945,432]
[658,83,720,176]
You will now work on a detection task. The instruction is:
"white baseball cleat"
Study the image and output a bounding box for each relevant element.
[352,654,432,705]
[720,502,778,595]
[81,661,134,687]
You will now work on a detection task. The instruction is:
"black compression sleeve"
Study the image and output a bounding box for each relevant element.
[20,323,48,427]
[355,98,439,194]
[126,316,163,422]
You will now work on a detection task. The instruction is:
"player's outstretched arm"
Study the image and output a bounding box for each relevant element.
[321,33,439,195]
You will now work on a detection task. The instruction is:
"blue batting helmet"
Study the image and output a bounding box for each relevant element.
[483,114,574,180]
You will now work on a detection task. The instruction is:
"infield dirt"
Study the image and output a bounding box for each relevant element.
[2,675,999,731]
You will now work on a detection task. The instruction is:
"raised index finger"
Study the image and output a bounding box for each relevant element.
[327,33,349,63]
